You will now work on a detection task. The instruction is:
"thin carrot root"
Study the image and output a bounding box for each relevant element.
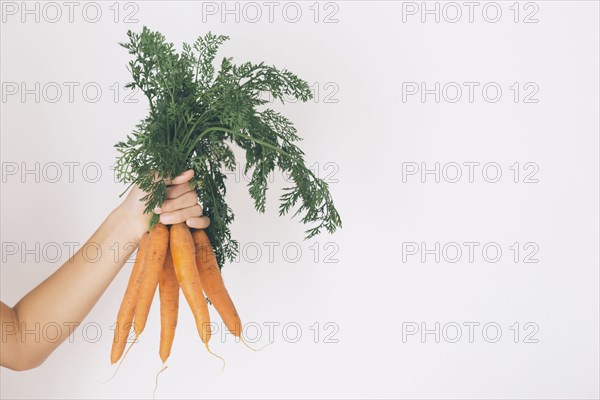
[205,344,226,371]
[100,335,139,384]
[240,335,272,352]
[153,363,168,400]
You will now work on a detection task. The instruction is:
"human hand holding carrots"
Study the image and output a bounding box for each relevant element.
[110,173,252,374]
[119,169,210,243]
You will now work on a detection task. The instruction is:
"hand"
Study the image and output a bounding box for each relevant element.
[118,169,210,242]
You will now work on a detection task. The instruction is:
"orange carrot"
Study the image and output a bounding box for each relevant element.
[133,223,169,337]
[170,223,212,345]
[110,232,149,364]
[159,248,179,364]
[192,229,241,337]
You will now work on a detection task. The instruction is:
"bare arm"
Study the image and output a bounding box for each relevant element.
[0,170,208,371]
[1,206,136,371]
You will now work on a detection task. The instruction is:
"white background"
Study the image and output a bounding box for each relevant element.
[1,1,599,399]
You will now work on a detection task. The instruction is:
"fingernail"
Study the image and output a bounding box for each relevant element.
[154,207,161,213]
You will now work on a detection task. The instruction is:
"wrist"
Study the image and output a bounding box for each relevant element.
[110,205,148,245]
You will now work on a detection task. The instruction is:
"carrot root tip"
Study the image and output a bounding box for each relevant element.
[205,344,226,371]
[240,336,271,352]
[100,335,139,384]
[153,363,168,400]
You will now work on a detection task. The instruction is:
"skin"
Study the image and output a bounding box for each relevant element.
[0,170,208,371]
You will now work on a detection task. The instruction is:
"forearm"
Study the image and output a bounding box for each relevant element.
[9,206,139,369]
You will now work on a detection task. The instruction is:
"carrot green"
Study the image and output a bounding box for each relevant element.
[115,27,341,268]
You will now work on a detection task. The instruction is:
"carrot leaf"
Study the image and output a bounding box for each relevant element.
[115,27,341,268]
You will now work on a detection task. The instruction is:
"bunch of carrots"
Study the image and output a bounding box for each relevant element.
[110,27,341,373]
[110,223,241,367]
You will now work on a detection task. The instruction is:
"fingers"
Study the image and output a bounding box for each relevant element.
[186,216,211,229]
[152,169,194,185]
[153,168,211,228]
[165,169,194,186]
[159,204,203,225]
[159,191,198,213]
[166,181,195,199]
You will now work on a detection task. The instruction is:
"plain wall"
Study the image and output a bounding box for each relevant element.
[1,1,599,399]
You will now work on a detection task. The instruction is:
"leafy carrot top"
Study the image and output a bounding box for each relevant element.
[115,27,341,268]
